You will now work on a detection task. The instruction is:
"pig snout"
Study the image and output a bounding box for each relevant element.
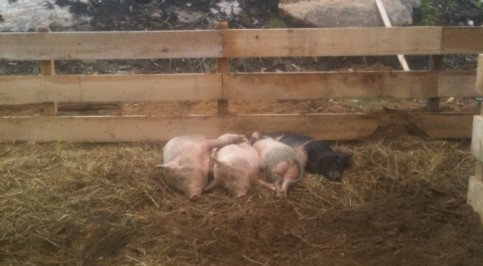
[327,170,342,182]
[156,162,207,199]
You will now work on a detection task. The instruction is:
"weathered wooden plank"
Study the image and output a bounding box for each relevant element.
[477,54,483,95]
[1,27,480,61]
[232,112,472,140]
[1,71,477,105]
[0,74,222,104]
[441,27,483,54]
[222,113,387,140]
[0,113,473,142]
[410,112,473,139]
[472,116,483,162]
[37,27,58,116]
[223,27,442,57]
[224,72,438,99]
[216,22,230,115]
[0,116,223,142]
[437,70,477,97]
[467,175,483,223]
[0,31,222,60]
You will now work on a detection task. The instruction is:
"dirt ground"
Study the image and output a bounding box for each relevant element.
[1,1,482,265]
[1,135,482,266]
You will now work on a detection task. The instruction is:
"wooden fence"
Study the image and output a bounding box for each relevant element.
[0,26,482,142]
[2,25,483,221]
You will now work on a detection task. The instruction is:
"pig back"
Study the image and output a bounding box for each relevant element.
[216,143,261,171]
[163,135,209,162]
[254,139,304,179]
[161,135,214,199]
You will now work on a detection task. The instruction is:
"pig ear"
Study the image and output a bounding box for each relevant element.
[155,164,170,171]
[155,162,180,171]
[342,152,353,160]
[250,131,261,143]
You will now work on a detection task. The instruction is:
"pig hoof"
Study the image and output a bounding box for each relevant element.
[236,193,247,199]
[189,194,201,201]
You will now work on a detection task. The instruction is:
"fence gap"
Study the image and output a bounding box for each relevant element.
[38,27,58,116]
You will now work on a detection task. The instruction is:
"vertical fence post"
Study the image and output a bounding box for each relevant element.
[427,55,442,112]
[468,54,483,223]
[216,22,229,115]
[38,27,58,116]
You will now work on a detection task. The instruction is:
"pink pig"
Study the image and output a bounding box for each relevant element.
[252,132,304,198]
[204,141,264,198]
[156,134,244,200]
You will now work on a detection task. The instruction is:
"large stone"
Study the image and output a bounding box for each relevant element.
[279,0,418,27]
[400,0,422,13]
[0,0,91,32]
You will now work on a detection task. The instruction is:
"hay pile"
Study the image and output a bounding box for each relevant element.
[0,135,482,265]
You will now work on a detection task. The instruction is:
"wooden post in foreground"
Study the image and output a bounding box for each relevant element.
[216,22,229,115]
[468,54,483,223]
[427,55,443,112]
[38,27,58,116]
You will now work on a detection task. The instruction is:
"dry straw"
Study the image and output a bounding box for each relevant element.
[0,135,476,265]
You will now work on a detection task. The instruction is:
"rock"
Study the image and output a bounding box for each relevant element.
[0,0,91,32]
[399,0,421,14]
[279,0,417,27]
[174,10,205,24]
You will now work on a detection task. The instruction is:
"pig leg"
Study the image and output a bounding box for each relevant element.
[256,179,276,192]
[208,134,246,149]
[203,178,220,192]
[277,180,291,199]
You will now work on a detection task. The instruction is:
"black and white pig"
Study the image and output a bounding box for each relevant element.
[251,132,304,198]
[156,134,245,200]
[262,132,352,182]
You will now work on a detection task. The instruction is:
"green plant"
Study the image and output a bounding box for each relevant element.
[414,0,482,26]
[267,17,287,28]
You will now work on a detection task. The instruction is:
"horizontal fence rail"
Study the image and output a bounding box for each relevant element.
[0,31,222,60]
[0,71,477,105]
[0,74,222,104]
[0,27,482,60]
[0,26,482,142]
[0,113,474,142]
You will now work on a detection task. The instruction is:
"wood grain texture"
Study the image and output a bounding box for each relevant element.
[477,54,483,95]
[1,71,477,104]
[0,74,222,104]
[437,70,477,97]
[224,71,473,100]
[0,116,223,142]
[1,27,481,61]
[223,27,442,57]
[467,175,483,223]
[441,27,483,54]
[472,115,483,163]
[0,31,222,60]
[0,113,473,142]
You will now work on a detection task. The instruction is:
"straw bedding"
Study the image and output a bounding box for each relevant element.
[1,134,482,265]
